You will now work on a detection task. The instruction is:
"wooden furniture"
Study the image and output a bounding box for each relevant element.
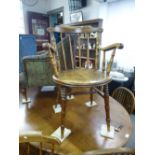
[112,87,135,114]
[69,19,103,67]
[19,88,132,154]
[19,131,61,155]
[46,25,123,140]
[82,147,135,155]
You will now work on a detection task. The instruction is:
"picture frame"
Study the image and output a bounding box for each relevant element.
[70,11,83,23]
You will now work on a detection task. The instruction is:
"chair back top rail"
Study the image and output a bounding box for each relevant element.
[47,24,103,33]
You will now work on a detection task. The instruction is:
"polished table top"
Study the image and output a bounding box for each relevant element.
[19,88,132,154]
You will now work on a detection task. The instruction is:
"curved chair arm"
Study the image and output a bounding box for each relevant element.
[99,43,124,52]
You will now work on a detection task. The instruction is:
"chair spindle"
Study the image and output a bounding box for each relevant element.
[60,32,67,70]
[77,33,82,68]
[68,34,74,69]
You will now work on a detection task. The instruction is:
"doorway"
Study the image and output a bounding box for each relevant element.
[47,7,64,43]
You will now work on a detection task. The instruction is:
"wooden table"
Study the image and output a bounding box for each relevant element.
[19,88,132,154]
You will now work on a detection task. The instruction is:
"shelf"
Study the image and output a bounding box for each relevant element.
[80,37,96,39]
[75,56,95,60]
[76,48,96,51]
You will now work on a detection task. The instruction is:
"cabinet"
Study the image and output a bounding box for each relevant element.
[27,11,49,51]
[19,34,37,72]
[69,18,103,68]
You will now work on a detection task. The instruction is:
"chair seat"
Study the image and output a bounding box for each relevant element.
[53,68,112,87]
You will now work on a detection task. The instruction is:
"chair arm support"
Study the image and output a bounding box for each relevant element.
[100,43,124,52]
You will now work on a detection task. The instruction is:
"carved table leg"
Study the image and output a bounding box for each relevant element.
[104,84,110,131]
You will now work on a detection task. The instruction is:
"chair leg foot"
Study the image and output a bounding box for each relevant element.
[53,104,62,113]
[66,95,74,100]
[21,87,31,104]
[22,98,31,104]
[100,124,115,139]
[85,101,97,107]
[50,126,71,142]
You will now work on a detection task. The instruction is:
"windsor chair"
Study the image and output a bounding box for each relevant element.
[112,87,135,114]
[46,25,124,140]
[19,131,61,155]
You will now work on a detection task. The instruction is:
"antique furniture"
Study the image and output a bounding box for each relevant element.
[82,147,135,155]
[112,87,135,148]
[20,50,55,103]
[19,88,132,154]
[46,25,123,140]
[19,131,61,155]
[112,87,135,114]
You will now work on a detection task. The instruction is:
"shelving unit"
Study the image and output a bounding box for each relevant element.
[68,18,103,68]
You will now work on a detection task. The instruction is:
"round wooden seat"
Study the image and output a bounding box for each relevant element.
[53,68,112,87]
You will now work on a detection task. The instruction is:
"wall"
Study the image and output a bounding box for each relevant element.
[104,0,135,69]
[22,0,49,33]
[46,0,70,24]
[21,0,135,69]
[45,0,107,24]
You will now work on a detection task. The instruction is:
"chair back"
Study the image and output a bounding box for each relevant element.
[112,87,135,114]
[46,25,123,77]
[19,131,61,155]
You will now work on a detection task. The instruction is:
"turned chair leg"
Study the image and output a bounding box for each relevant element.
[55,86,60,107]
[21,87,31,104]
[104,85,110,131]
[22,87,28,101]
[60,86,67,139]
[90,87,93,106]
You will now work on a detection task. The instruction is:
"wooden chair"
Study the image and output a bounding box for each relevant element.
[19,131,61,155]
[46,25,124,140]
[81,147,135,155]
[112,87,135,114]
